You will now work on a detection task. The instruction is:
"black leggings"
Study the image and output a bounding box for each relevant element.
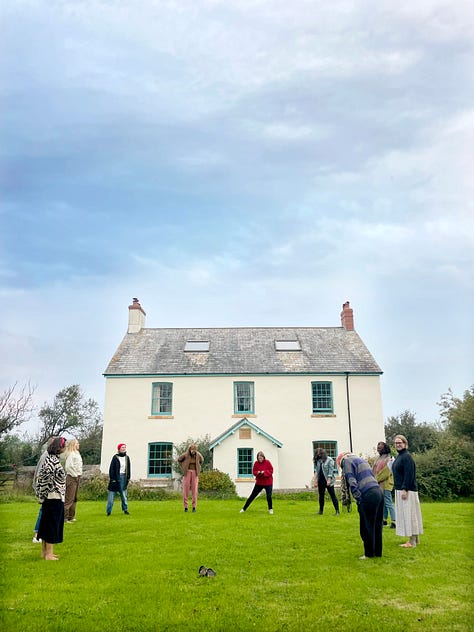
[318,481,339,512]
[243,484,273,510]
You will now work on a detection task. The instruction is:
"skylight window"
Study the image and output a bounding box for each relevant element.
[184,341,210,352]
[275,340,301,351]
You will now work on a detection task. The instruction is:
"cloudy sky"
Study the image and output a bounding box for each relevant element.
[1,0,473,435]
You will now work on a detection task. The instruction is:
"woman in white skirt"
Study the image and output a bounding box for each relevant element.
[392,434,423,548]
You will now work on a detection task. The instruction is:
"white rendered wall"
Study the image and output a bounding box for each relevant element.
[100,373,384,490]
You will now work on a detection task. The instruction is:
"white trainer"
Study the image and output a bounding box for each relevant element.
[269,509,274,515]
[239,509,245,513]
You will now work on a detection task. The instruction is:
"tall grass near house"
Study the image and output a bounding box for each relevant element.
[0,499,472,631]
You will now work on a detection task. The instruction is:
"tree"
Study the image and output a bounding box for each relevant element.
[37,385,103,451]
[0,434,36,471]
[384,410,440,453]
[77,418,103,465]
[0,382,35,437]
[438,386,474,441]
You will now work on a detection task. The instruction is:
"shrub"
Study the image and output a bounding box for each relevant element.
[198,469,236,496]
[415,435,474,500]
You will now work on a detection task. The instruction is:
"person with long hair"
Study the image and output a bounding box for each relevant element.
[178,443,204,513]
[313,448,340,515]
[373,441,396,529]
[64,439,83,523]
[240,451,274,514]
[35,436,66,561]
[392,435,423,548]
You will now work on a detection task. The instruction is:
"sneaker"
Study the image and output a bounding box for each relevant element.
[239,509,245,513]
[184,508,188,512]
[106,512,111,516]
[317,511,323,515]
[269,509,274,514]
[390,522,396,529]
[192,508,196,513]
[123,511,130,515]
[383,520,388,526]
[69,518,77,522]
[359,555,367,560]
[334,511,340,516]
[32,536,41,543]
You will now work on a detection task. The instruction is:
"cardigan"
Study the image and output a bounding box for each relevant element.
[392,449,418,492]
[108,454,131,492]
[253,459,273,486]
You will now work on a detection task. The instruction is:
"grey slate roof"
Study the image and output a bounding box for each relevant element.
[104,327,382,376]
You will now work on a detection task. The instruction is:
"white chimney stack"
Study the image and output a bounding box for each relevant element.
[128,298,146,333]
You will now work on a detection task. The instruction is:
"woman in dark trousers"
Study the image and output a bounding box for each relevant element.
[314,448,340,515]
[240,451,274,514]
[336,452,384,560]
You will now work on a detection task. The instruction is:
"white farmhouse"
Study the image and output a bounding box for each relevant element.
[100,299,384,495]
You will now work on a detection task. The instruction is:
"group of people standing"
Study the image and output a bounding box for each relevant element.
[336,434,423,559]
[31,435,423,562]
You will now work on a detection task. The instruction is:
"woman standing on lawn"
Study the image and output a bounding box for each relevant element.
[35,436,67,561]
[313,448,340,515]
[372,441,396,529]
[178,443,204,513]
[392,435,423,548]
[240,451,274,514]
[64,439,83,523]
[336,452,384,559]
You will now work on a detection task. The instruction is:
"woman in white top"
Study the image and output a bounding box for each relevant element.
[64,439,83,523]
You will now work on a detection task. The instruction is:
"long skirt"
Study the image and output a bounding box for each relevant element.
[395,490,423,537]
[37,499,64,544]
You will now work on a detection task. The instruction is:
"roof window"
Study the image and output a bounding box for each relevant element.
[275,340,301,351]
[184,341,210,352]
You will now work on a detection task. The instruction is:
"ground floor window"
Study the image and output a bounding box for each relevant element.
[148,442,173,477]
[237,447,253,477]
[312,440,338,461]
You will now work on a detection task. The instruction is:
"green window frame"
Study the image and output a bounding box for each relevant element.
[311,381,333,414]
[151,382,173,415]
[148,442,173,478]
[237,448,254,477]
[234,381,255,414]
[312,440,338,460]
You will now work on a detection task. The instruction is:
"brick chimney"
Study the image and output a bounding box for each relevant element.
[340,301,354,331]
[128,298,146,333]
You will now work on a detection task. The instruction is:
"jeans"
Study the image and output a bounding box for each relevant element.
[106,474,128,514]
[34,506,42,532]
[383,489,396,522]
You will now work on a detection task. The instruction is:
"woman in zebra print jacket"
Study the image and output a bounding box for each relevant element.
[35,437,66,561]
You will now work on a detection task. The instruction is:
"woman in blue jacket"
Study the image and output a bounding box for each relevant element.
[314,449,340,515]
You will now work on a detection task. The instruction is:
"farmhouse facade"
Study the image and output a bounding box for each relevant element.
[100,299,384,494]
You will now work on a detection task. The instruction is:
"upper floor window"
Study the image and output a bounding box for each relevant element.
[275,340,301,351]
[234,382,255,414]
[152,382,173,415]
[312,381,333,414]
[184,341,209,352]
[148,442,173,478]
[237,447,253,477]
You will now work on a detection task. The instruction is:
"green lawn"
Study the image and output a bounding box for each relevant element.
[0,498,472,631]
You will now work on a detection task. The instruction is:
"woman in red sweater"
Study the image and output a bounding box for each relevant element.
[240,451,274,514]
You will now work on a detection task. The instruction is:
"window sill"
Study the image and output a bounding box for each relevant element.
[311,414,336,418]
[235,478,254,482]
[232,414,257,418]
[148,415,174,419]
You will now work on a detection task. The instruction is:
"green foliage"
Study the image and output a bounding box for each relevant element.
[0,501,473,631]
[173,434,212,474]
[385,409,440,453]
[198,469,236,496]
[77,473,109,500]
[37,384,103,449]
[415,435,474,500]
[438,386,474,441]
[0,435,36,471]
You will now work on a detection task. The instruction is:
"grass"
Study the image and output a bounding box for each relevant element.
[0,498,473,631]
